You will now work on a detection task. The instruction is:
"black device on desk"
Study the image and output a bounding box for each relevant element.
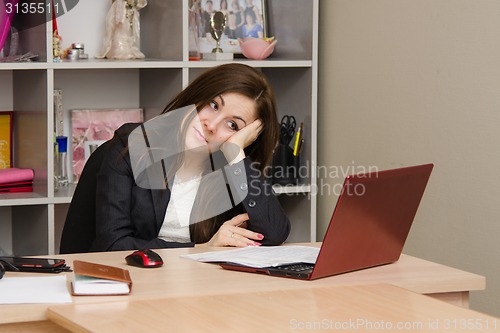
[125,249,164,268]
[0,256,70,273]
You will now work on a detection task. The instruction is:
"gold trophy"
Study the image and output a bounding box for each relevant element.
[203,11,233,60]
[210,11,225,53]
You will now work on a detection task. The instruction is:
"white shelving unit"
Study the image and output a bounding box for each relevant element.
[0,0,318,255]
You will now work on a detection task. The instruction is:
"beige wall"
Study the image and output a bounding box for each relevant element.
[318,0,500,316]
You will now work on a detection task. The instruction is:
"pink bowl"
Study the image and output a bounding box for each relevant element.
[238,37,278,60]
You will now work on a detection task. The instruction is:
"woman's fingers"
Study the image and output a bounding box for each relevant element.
[247,118,263,133]
[205,213,264,247]
[224,213,263,247]
[241,119,263,147]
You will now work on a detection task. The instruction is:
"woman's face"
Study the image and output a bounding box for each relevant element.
[246,14,254,25]
[185,92,258,152]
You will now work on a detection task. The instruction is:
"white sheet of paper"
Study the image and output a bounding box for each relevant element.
[0,275,72,304]
[181,246,320,268]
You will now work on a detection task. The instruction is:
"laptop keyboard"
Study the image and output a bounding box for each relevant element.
[275,263,314,272]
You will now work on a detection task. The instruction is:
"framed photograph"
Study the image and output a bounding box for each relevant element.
[71,108,143,182]
[0,111,13,169]
[191,0,269,56]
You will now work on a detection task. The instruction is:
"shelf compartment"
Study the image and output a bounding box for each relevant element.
[278,194,313,243]
[55,0,183,63]
[53,68,183,184]
[267,0,315,60]
[8,70,49,198]
[12,204,50,255]
[265,67,314,183]
[9,4,47,63]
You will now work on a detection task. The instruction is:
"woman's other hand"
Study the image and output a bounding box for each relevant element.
[197,213,264,247]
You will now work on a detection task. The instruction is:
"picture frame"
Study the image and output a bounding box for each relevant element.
[190,0,269,56]
[0,111,13,169]
[71,108,143,182]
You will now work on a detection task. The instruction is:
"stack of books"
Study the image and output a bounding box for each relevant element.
[0,168,35,193]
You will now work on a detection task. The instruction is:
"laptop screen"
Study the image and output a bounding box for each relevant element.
[311,163,433,279]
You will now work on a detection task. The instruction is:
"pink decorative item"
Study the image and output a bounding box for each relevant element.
[238,37,277,60]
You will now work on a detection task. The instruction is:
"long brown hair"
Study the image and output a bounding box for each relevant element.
[162,63,280,243]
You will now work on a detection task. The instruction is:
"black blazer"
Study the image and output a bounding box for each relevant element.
[89,123,290,251]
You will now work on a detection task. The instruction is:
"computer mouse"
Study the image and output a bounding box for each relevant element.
[125,249,164,268]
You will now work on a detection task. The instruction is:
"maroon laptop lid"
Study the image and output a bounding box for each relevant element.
[310,163,433,280]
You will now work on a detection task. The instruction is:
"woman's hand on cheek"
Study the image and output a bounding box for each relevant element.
[200,213,264,247]
[231,119,263,149]
[221,119,263,164]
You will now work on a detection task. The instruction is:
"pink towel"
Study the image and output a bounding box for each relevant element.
[0,167,34,184]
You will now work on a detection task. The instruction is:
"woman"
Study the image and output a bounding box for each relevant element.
[225,12,243,39]
[202,0,216,37]
[89,63,290,251]
[230,0,244,29]
[241,10,263,38]
[219,0,230,17]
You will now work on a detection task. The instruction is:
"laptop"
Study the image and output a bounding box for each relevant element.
[220,163,434,280]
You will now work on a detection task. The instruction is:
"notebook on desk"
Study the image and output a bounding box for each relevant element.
[220,163,434,280]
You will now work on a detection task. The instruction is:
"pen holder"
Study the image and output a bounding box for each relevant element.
[272,144,300,185]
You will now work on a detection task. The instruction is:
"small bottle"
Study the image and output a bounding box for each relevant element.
[53,139,59,192]
[55,136,69,186]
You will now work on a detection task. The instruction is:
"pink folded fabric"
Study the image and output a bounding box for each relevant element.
[0,168,35,184]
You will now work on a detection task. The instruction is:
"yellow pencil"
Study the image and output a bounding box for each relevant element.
[293,122,303,156]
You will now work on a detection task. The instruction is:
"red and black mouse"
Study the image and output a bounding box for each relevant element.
[125,249,164,268]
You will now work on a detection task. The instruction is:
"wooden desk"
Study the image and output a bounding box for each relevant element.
[47,284,499,333]
[0,244,485,327]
